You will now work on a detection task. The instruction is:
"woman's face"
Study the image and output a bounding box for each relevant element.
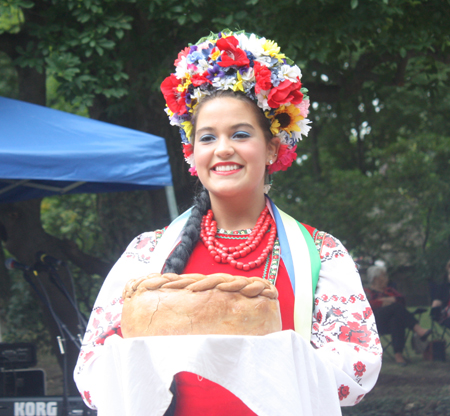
[193,97,278,200]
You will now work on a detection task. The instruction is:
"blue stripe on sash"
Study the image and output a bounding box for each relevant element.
[268,198,295,293]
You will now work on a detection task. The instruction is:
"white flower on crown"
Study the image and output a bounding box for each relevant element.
[212,75,236,90]
[192,88,209,103]
[280,64,302,82]
[175,56,189,79]
[185,153,195,166]
[197,58,210,72]
[240,66,255,82]
[256,90,271,111]
[291,119,312,140]
[254,55,273,67]
[235,33,265,58]
[240,67,256,90]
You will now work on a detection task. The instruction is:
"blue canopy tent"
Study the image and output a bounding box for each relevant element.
[0,97,178,219]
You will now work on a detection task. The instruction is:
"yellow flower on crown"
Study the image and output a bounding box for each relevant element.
[262,39,286,61]
[178,76,192,92]
[211,49,221,61]
[269,104,304,135]
[270,118,281,135]
[181,120,193,142]
[232,71,245,92]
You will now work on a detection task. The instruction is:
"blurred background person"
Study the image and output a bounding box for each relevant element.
[365,265,430,365]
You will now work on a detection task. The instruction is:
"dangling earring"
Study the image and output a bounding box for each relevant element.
[264,167,273,194]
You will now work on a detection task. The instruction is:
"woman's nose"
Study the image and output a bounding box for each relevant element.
[214,137,235,158]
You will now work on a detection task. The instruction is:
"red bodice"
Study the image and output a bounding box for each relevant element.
[174,229,295,416]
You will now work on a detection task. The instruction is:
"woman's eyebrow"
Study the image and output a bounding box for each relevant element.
[196,122,255,136]
[231,123,255,130]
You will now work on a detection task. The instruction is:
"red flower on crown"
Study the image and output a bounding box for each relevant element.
[254,61,272,94]
[267,79,303,108]
[268,144,297,174]
[160,74,187,115]
[216,36,250,68]
[191,72,212,87]
[174,47,190,66]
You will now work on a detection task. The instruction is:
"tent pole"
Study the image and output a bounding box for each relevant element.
[165,185,179,221]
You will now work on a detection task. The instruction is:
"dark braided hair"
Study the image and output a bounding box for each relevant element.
[163,187,211,274]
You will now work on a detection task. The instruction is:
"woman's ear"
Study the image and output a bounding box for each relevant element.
[267,136,281,164]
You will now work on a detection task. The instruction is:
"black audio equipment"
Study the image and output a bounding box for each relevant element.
[0,396,96,416]
[0,344,36,370]
[0,369,45,398]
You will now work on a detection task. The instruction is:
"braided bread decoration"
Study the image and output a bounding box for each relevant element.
[121,273,281,337]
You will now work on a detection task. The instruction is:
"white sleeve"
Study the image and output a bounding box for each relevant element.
[310,232,382,406]
[73,230,163,409]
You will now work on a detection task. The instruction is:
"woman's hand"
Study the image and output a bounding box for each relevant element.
[380,296,396,307]
[431,299,443,308]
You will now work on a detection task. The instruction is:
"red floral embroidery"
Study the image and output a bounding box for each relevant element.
[363,307,373,319]
[352,312,363,321]
[95,322,122,345]
[330,307,343,316]
[323,236,336,248]
[338,384,350,401]
[338,321,372,347]
[83,391,92,406]
[355,394,365,404]
[136,237,151,249]
[325,323,336,331]
[316,310,323,323]
[83,351,94,363]
[353,361,366,377]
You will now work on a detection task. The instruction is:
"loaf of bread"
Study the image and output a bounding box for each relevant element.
[121,273,282,337]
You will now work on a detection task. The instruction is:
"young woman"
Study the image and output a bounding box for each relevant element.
[74,30,382,415]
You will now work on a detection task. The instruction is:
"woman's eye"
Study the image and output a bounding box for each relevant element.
[232,131,251,139]
[198,134,216,143]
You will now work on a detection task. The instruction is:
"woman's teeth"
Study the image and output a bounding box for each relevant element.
[214,164,240,172]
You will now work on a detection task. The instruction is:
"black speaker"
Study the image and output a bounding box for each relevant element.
[0,369,45,398]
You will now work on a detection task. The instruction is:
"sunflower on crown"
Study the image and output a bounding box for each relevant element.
[161,30,311,175]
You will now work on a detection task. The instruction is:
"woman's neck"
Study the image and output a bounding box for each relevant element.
[209,193,267,230]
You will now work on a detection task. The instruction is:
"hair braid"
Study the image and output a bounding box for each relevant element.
[163,188,211,274]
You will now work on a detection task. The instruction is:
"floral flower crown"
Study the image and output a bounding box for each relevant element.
[160,30,311,175]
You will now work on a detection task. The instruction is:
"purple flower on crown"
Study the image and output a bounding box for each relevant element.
[206,64,225,81]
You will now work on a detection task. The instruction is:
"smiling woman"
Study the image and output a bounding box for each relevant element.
[193,96,278,223]
[74,30,382,416]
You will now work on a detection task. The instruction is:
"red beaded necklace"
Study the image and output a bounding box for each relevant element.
[200,206,277,271]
